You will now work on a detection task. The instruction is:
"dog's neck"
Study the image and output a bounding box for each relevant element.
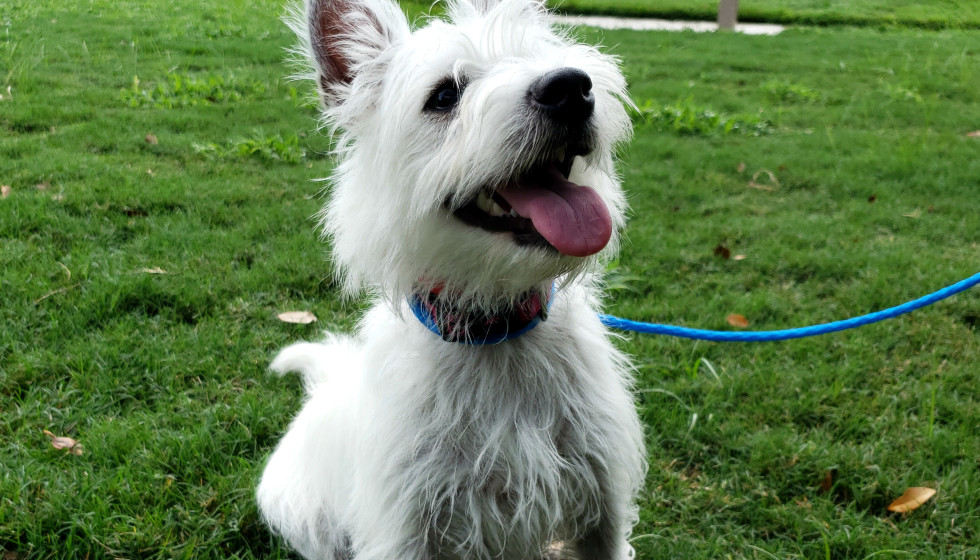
[408,283,553,345]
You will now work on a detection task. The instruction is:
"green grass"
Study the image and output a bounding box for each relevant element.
[2,0,980,558]
[550,0,980,29]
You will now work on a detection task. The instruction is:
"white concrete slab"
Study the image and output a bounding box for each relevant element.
[551,14,785,35]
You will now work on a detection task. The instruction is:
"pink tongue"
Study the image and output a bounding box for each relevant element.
[496,165,612,257]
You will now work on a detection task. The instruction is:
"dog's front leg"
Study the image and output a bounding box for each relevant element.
[350,541,435,560]
[346,502,443,560]
[573,524,630,560]
[570,463,635,560]
[573,514,633,560]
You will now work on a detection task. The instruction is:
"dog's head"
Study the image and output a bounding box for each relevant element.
[292,0,630,306]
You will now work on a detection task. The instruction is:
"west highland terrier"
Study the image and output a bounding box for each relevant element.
[256,0,646,558]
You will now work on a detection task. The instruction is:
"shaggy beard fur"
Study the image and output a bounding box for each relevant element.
[257,0,647,558]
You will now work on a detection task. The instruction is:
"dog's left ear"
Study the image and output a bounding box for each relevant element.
[303,0,409,99]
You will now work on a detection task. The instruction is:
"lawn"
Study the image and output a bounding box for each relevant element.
[549,0,980,29]
[2,0,979,558]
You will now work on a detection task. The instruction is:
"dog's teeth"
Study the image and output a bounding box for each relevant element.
[477,191,494,213]
[476,191,509,217]
[489,201,508,217]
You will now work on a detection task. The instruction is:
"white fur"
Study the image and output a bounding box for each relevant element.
[258,0,646,558]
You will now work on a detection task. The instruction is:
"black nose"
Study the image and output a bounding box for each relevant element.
[529,67,595,124]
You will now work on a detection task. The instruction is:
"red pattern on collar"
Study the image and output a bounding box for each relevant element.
[411,284,551,344]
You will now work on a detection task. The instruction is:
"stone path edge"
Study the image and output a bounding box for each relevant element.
[551,14,786,35]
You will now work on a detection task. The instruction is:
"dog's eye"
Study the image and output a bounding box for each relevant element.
[425,81,463,112]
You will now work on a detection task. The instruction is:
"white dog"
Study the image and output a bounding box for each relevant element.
[257,0,646,558]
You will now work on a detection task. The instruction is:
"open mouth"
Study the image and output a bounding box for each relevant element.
[451,150,613,258]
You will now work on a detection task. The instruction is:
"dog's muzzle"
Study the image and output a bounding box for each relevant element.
[450,67,612,258]
[529,67,595,125]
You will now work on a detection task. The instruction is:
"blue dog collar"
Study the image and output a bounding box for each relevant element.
[408,284,554,345]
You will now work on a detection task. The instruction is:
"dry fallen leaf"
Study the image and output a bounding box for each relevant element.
[141,267,167,274]
[713,244,731,260]
[818,469,836,494]
[278,310,317,324]
[887,487,936,513]
[966,131,980,138]
[145,133,159,145]
[1,185,10,198]
[733,254,747,261]
[868,194,877,203]
[43,430,83,456]
[726,314,749,328]
[736,162,746,173]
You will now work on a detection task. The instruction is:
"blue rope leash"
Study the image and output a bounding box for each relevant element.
[599,271,980,342]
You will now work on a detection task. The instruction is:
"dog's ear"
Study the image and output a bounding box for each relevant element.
[304,0,408,94]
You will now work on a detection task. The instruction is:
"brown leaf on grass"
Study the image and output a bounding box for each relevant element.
[278,311,317,324]
[43,430,83,456]
[145,133,159,145]
[868,194,877,203]
[966,131,980,138]
[736,162,746,173]
[713,244,731,260]
[1,185,10,198]
[887,487,936,513]
[818,469,836,494]
[4,551,23,560]
[140,267,167,274]
[726,314,749,328]
[733,254,747,261]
